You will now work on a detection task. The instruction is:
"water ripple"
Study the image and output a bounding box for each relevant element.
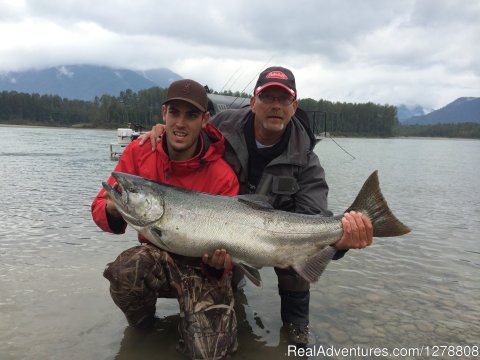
[1,129,479,359]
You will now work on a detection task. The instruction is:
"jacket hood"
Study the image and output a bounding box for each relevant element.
[157,123,225,172]
[211,108,314,167]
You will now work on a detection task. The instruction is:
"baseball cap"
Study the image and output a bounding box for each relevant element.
[254,66,296,98]
[163,79,208,112]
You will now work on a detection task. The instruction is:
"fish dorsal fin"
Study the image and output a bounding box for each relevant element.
[292,246,337,283]
[235,262,262,287]
[236,194,274,210]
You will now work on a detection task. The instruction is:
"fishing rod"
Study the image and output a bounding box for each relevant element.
[326,135,356,160]
[227,56,275,109]
[311,110,356,159]
[226,69,245,92]
[219,67,241,93]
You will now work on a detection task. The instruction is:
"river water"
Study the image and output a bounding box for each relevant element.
[0,126,479,359]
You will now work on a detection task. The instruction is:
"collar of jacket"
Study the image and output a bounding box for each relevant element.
[212,108,313,168]
[157,123,224,172]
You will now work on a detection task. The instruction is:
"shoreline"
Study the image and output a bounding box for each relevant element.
[0,123,115,131]
[1,123,479,140]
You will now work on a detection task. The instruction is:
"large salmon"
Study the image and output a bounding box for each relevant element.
[103,171,410,286]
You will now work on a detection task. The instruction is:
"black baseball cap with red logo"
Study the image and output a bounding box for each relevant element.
[254,66,297,99]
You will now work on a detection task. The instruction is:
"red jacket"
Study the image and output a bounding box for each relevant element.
[92,123,239,239]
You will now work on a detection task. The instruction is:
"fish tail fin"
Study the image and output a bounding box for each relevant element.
[293,171,409,284]
[346,170,411,237]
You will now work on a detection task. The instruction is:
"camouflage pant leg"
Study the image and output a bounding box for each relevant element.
[103,244,176,327]
[175,264,238,360]
[103,244,238,359]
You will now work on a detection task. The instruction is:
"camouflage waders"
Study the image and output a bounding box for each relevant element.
[103,244,238,359]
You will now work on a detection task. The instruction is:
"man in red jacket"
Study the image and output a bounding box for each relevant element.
[92,79,240,359]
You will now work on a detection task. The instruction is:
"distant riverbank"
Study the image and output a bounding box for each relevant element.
[0,122,117,130]
[2,121,479,139]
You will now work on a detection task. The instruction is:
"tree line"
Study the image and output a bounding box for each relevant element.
[0,88,168,129]
[394,122,480,139]
[1,89,478,138]
[299,98,398,137]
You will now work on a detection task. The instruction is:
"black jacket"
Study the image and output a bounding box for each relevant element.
[211,107,332,216]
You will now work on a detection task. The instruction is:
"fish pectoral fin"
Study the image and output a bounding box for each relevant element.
[236,262,262,287]
[236,195,274,210]
[293,246,336,283]
[148,228,171,251]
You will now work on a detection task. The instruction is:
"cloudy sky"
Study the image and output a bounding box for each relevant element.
[1,0,479,109]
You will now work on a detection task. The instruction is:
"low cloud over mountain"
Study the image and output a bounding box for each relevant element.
[0,65,182,101]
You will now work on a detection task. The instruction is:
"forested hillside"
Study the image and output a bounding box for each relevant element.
[1,89,479,138]
[0,89,398,134]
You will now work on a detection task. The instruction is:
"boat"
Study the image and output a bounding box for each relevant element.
[109,124,144,160]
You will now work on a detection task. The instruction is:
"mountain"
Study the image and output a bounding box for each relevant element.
[139,69,183,87]
[403,97,480,125]
[396,104,427,122]
[0,65,182,101]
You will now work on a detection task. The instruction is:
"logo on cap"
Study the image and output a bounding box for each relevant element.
[265,71,289,80]
[182,82,191,95]
[254,66,297,98]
